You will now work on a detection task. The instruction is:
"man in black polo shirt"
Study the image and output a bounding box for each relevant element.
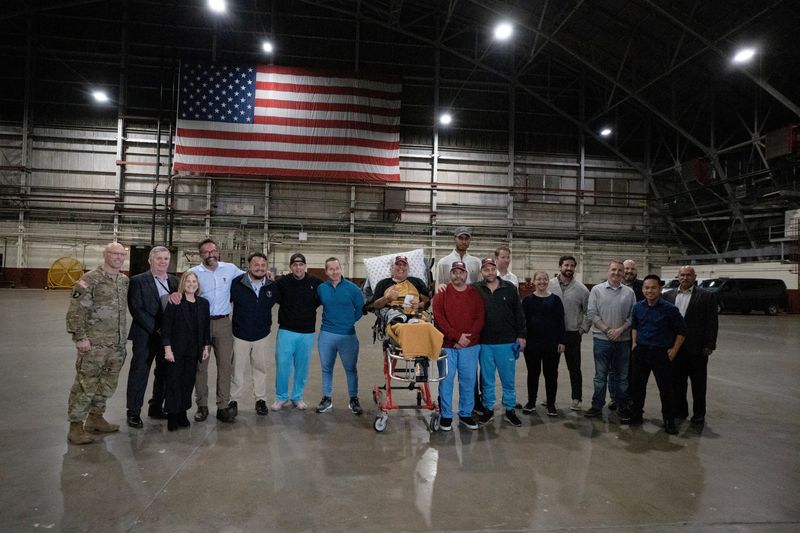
[629,274,687,434]
[273,253,322,410]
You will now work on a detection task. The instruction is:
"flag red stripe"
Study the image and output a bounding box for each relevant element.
[255,64,400,85]
[176,128,399,150]
[252,115,399,133]
[254,98,400,117]
[256,81,401,100]
[176,145,399,166]
[173,162,400,182]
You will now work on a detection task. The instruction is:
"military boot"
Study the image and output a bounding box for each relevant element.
[67,422,94,445]
[84,414,119,433]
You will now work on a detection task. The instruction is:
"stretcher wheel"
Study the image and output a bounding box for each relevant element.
[373,414,388,432]
[429,412,440,432]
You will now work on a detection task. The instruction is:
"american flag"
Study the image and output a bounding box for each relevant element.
[173,63,402,183]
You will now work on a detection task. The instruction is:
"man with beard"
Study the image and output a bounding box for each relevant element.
[432,261,485,431]
[474,257,526,427]
[622,259,644,301]
[663,266,718,426]
[547,255,590,411]
[434,227,481,287]
[585,260,635,422]
[171,238,243,423]
[272,253,321,411]
[229,252,279,417]
[125,246,178,428]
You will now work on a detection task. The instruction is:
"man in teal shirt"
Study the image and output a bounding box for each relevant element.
[315,257,365,415]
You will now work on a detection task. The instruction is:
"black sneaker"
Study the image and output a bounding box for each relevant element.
[255,400,269,416]
[459,415,478,430]
[522,401,535,414]
[584,406,602,418]
[316,396,333,413]
[608,400,617,411]
[629,415,644,426]
[664,419,678,435]
[618,408,632,424]
[440,417,453,431]
[504,409,522,427]
[478,409,494,425]
[349,397,363,415]
[228,401,238,418]
[546,404,558,417]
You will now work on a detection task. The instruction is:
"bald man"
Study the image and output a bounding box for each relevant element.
[66,242,130,444]
[663,266,718,426]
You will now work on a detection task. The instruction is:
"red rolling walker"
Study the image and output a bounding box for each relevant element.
[372,335,448,433]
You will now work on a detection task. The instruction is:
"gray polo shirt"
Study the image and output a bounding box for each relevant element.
[586,281,635,341]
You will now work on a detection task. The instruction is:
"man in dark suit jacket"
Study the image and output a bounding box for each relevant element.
[664,266,719,426]
[125,246,179,428]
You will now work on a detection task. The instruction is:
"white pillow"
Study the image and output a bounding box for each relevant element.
[363,248,428,289]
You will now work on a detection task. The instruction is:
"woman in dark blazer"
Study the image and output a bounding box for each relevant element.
[161,271,210,431]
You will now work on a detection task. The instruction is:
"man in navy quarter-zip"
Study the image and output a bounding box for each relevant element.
[229,252,279,417]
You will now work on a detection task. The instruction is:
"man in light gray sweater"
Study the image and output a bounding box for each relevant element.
[584,260,635,421]
[548,255,591,411]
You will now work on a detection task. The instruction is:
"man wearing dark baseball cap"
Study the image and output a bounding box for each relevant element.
[432,259,485,431]
[273,252,322,411]
[475,257,527,427]
[434,226,481,289]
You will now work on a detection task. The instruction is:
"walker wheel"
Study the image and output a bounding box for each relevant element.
[429,412,440,432]
[373,414,388,432]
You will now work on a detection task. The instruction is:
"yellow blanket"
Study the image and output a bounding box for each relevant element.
[387,322,443,360]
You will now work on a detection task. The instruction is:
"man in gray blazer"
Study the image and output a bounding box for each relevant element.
[663,266,719,426]
[125,246,179,428]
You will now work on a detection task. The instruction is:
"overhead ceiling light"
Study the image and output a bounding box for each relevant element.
[599,127,613,137]
[439,113,452,125]
[494,22,513,41]
[732,47,756,64]
[92,90,109,103]
[208,0,226,13]
[262,41,274,53]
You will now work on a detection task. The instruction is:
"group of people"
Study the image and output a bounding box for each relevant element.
[64,230,718,444]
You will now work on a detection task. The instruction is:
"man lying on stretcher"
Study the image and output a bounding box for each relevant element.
[367,255,442,359]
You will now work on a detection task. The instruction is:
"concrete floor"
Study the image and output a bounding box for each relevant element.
[0,289,798,532]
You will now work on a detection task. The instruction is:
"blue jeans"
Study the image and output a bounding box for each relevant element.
[317,330,359,398]
[437,345,479,419]
[274,329,314,402]
[479,343,517,410]
[591,338,630,409]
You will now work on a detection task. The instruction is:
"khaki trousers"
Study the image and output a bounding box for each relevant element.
[195,317,234,409]
[231,335,270,402]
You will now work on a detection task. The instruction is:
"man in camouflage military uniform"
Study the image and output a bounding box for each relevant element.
[65,242,129,445]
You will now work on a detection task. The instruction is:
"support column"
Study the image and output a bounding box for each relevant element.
[506,82,515,243]
[17,13,34,268]
[431,45,440,261]
[113,0,129,242]
[264,182,270,259]
[349,186,356,278]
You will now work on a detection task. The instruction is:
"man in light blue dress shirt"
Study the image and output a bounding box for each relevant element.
[185,239,244,422]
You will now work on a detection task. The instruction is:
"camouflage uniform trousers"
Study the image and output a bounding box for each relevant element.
[67,344,127,422]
